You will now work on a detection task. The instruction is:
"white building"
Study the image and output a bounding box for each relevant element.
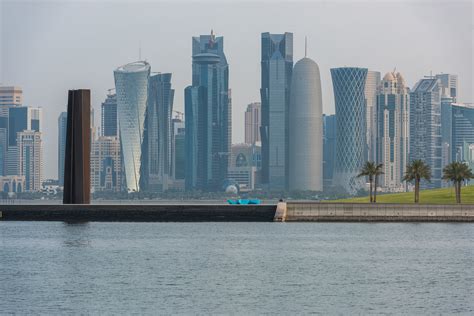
[0,86,23,107]
[17,130,43,192]
[376,71,410,192]
[228,143,261,191]
[288,57,323,191]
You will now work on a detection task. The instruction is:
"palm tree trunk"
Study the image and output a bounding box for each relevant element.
[374,177,377,203]
[369,180,373,203]
[457,181,462,204]
[415,179,419,203]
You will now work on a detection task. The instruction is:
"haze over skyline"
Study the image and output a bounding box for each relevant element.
[1,0,472,178]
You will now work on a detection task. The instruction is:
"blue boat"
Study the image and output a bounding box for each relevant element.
[227,199,261,205]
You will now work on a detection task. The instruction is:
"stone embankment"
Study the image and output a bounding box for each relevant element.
[281,202,474,222]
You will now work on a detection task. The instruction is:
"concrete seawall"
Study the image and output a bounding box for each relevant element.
[2,203,474,222]
[0,204,276,222]
[285,202,474,222]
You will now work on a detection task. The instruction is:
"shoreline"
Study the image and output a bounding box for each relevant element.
[0,203,473,222]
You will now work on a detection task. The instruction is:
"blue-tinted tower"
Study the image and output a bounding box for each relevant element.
[452,104,474,161]
[260,32,293,190]
[58,111,67,185]
[185,31,231,191]
[141,73,175,192]
[409,78,442,189]
[101,93,118,137]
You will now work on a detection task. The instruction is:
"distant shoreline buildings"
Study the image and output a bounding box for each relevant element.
[2,30,472,197]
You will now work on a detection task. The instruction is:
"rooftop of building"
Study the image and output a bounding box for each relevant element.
[115,61,150,73]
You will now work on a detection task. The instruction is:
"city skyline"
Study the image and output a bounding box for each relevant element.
[1,1,473,178]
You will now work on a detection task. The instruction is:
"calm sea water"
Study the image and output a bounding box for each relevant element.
[0,222,472,315]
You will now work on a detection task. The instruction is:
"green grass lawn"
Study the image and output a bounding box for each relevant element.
[330,185,474,204]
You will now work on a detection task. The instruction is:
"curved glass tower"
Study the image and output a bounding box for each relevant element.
[330,67,368,194]
[114,61,150,192]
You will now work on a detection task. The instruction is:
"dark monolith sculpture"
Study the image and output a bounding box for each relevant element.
[63,89,91,204]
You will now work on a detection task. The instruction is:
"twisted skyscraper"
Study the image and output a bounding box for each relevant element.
[114,61,150,192]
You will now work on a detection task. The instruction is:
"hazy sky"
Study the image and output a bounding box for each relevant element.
[1,0,473,178]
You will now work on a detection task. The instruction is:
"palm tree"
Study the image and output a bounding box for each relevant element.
[442,162,474,204]
[357,162,383,203]
[358,162,375,203]
[403,160,431,203]
[372,163,384,203]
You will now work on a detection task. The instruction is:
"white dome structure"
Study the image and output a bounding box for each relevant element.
[289,57,323,191]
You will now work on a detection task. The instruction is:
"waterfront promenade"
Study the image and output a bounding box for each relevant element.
[1,202,474,222]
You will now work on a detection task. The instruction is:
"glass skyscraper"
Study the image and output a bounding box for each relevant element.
[451,103,474,162]
[0,107,8,176]
[436,73,458,168]
[260,32,293,190]
[101,93,118,137]
[185,31,231,191]
[331,67,368,194]
[409,78,442,189]
[140,73,175,192]
[114,61,150,192]
[58,112,67,186]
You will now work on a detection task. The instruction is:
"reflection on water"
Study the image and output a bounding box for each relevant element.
[0,222,473,314]
[62,222,91,248]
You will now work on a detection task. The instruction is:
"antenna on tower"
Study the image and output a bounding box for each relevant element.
[305,36,307,57]
[139,41,142,61]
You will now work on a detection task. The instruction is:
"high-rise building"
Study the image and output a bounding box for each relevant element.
[289,57,323,191]
[17,130,43,192]
[101,93,118,137]
[91,136,121,192]
[0,86,23,107]
[410,78,442,189]
[8,106,28,147]
[244,102,261,145]
[114,61,150,192]
[331,67,368,194]
[58,112,67,186]
[260,32,293,190]
[140,73,175,192]
[435,73,458,102]
[29,108,42,132]
[365,70,381,161]
[6,106,42,176]
[441,95,454,168]
[451,103,474,162]
[0,107,8,176]
[185,30,231,191]
[375,71,410,192]
[172,117,185,182]
[436,73,458,168]
[323,114,337,188]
